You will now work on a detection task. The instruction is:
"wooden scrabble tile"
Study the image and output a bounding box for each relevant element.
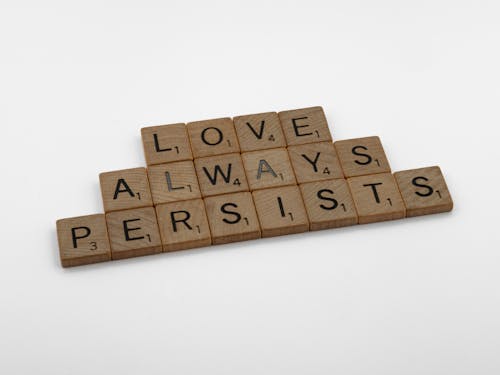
[147,160,201,205]
[141,123,192,166]
[156,199,212,252]
[334,136,391,178]
[347,173,405,224]
[252,185,309,238]
[278,106,332,146]
[241,148,296,191]
[99,167,153,212]
[299,179,358,230]
[394,166,453,217]
[233,111,286,152]
[56,214,111,267]
[194,153,249,197]
[204,192,261,245]
[288,141,344,183]
[187,117,240,158]
[105,207,162,260]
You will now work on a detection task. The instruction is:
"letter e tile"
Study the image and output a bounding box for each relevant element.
[278,106,332,146]
[106,207,162,260]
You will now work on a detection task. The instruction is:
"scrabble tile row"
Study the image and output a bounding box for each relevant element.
[56,106,453,267]
[140,107,332,166]
[101,135,392,211]
[57,166,453,267]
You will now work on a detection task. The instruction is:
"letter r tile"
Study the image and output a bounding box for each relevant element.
[156,199,211,252]
[278,106,332,146]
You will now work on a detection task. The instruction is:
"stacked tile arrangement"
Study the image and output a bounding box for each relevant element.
[56,107,453,267]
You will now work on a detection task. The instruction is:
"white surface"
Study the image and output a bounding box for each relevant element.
[1,1,499,374]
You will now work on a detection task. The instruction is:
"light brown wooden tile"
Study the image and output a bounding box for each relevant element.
[288,141,344,183]
[105,207,162,260]
[334,136,391,178]
[156,199,212,252]
[194,153,249,197]
[99,167,153,212]
[241,148,296,191]
[204,192,261,245]
[233,111,286,152]
[394,166,453,217]
[252,185,309,238]
[278,106,332,146]
[56,214,111,267]
[147,160,201,205]
[187,117,240,158]
[347,173,405,224]
[141,123,192,165]
[299,179,358,231]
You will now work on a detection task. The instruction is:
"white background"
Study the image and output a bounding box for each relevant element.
[1,1,499,374]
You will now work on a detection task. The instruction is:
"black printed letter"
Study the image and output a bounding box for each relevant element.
[71,226,91,248]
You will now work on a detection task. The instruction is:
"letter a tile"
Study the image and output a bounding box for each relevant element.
[99,167,153,212]
[56,214,111,267]
[394,166,453,217]
[347,173,405,224]
[241,148,296,190]
[204,192,261,245]
[156,199,212,252]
